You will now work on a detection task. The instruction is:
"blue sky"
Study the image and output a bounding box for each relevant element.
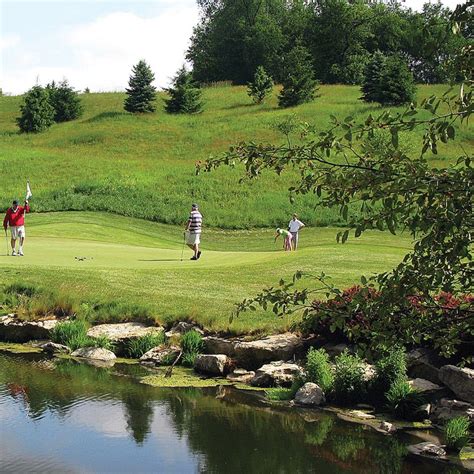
[1,0,198,94]
[0,0,461,95]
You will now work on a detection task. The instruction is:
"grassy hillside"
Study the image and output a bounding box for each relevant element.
[0,212,411,334]
[1,84,470,229]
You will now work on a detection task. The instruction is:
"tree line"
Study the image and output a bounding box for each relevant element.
[187,0,468,86]
[17,49,419,133]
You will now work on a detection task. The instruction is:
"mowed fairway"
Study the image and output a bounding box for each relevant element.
[0,212,411,334]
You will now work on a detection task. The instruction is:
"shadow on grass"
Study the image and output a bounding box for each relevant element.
[137,259,183,262]
[225,103,258,110]
[84,111,130,123]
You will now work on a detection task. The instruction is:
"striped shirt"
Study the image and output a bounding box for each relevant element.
[188,210,202,234]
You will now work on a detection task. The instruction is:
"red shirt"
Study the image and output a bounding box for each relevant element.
[3,204,30,227]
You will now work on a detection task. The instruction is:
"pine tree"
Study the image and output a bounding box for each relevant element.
[247,66,274,104]
[124,60,157,113]
[379,55,416,105]
[164,66,203,114]
[361,51,386,103]
[17,85,55,133]
[278,45,319,108]
[47,79,83,122]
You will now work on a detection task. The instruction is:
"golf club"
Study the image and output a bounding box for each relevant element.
[4,229,9,256]
[180,231,186,261]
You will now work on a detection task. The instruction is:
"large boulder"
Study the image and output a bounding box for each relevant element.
[87,322,163,356]
[408,378,443,393]
[204,333,308,370]
[194,354,229,376]
[294,383,325,406]
[250,361,304,387]
[0,314,58,342]
[431,398,474,423]
[406,348,443,384]
[439,365,474,403]
[71,347,116,361]
[140,345,181,366]
[41,342,71,355]
[226,369,255,384]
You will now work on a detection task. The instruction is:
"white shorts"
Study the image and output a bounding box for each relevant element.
[10,226,25,239]
[185,231,200,245]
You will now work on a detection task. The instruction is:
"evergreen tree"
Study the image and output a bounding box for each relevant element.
[378,55,416,105]
[124,60,157,113]
[247,66,274,104]
[17,85,55,133]
[164,66,203,114]
[278,45,319,108]
[360,51,386,103]
[47,79,83,122]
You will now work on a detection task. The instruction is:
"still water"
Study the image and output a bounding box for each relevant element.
[0,351,459,473]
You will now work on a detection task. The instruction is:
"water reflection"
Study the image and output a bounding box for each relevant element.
[0,352,461,473]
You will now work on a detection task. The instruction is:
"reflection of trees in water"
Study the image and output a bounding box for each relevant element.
[1,353,408,473]
[122,391,154,444]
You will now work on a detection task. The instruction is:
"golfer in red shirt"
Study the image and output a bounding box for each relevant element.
[3,200,30,256]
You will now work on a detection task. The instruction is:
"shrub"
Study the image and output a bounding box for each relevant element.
[361,51,386,103]
[182,351,198,368]
[180,330,204,354]
[51,319,89,350]
[164,66,203,114]
[92,335,115,351]
[265,378,303,401]
[17,85,55,133]
[361,52,415,106]
[385,379,424,419]
[333,350,366,405]
[444,416,470,452]
[124,60,157,113]
[180,330,204,367]
[126,331,166,358]
[372,347,407,396]
[278,44,319,108]
[299,286,474,359]
[247,66,273,104]
[46,79,83,122]
[305,348,334,393]
[50,319,113,351]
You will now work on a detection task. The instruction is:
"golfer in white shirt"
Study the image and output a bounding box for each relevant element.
[288,214,305,250]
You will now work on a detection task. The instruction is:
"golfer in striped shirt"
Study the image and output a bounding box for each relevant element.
[185,203,202,260]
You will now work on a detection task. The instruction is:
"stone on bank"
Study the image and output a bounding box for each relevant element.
[250,361,303,387]
[294,383,325,406]
[439,365,474,403]
[71,347,116,361]
[194,354,229,376]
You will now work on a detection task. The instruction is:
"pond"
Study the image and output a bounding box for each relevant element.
[0,351,459,473]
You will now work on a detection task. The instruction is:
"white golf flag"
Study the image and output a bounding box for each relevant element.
[26,181,32,200]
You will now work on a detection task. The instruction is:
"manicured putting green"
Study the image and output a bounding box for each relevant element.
[0,212,412,333]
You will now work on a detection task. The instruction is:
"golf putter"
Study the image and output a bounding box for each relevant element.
[4,230,9,256]
[180,232,186,261]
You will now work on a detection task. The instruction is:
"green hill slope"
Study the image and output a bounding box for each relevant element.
[1,84,470,229]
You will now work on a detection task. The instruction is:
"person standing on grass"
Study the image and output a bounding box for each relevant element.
[288,213,305,250]
[274,227,292,251]
[3,199,30,256]
[185,203,202,260]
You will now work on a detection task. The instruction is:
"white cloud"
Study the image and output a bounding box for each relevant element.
[0,34,20,51]
[1,5,199,94]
